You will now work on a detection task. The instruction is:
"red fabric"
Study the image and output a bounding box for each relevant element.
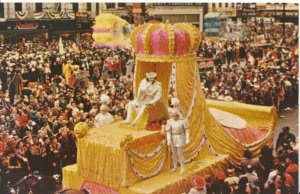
[81,180,119,194]
[107,61,113,72]
[285,164,298,174]
[18,115,29,127]
[190,175,206,189]
[247,72,253,79]
[113,61,121,74]
[68,72,75,88]
[284,173,295,187]
[223,125,268,145]
[216,170,226,180]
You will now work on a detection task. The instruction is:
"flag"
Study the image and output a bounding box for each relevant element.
[59,36,64,54]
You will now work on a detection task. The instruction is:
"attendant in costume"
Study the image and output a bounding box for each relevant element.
[122,72,162,126]
[168,97,183,118]
[165,110,190,174]
[94,104,114,128]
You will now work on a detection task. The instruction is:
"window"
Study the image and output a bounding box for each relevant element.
[219,3,222,7]
[212,3,215,9]
[87,3,91,11]
[106,3,114,9]
[0,3,4,18]
[35,3,43,12]
[118,3,126,8]
[15,3,22,11]
[225,3,228,8]
[231,3,235,8]
[73,3,78,12]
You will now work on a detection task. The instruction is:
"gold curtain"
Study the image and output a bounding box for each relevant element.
[175,59,276,165]
[175,60,205,161]
[175,60,195,114]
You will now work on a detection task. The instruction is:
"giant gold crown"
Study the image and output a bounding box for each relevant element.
[130,22,201,62]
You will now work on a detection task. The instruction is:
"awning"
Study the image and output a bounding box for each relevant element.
[0,29,49,34]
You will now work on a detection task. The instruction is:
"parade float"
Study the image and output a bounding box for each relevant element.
[63,22,276,194]
[92,13,131,49]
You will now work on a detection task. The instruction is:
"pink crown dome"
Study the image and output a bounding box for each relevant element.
[130,22,201,62]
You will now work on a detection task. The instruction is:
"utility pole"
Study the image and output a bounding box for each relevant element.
[283,3,286,37]
[254,3,257,32]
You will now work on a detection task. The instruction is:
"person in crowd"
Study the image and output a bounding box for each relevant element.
[224,167,239,193]
[276,126,296,150]
[233,177,249,194]
[211,170,231,194]
[63,60,74,88]
[125,56,135,77]
[94,104,114,128]
[241,149,265,178]
[187,175,207,194]
[240,164,259,184]
[7,149,28,184]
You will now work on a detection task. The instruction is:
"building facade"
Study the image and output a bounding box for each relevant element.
[147,3,205,32]
[208,3,237,20]
[0,3,105,43]
[236,3,298,24]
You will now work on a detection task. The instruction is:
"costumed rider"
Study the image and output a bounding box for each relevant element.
[166,109,190,174]
[94,94,114,128]
[122,71,162,126]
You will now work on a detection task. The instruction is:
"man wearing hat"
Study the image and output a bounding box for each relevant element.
[94,104,114,128]
[188,175,206,194]
[240,165,258,184]
[122,72,162,126]
[276,126,296,150]
[224,167,239,193]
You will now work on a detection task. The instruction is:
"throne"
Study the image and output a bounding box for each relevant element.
[122,100,169,130]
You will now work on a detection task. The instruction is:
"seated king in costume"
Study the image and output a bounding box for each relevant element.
[122,72,162,126]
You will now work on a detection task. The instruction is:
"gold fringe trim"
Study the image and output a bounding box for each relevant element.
[135,54,196,63]
[165,22,175,55]
[130,24,147,53]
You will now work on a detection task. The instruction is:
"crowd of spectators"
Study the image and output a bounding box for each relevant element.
[187,126,298,194]
[199,23,298,111]
[0,37,135,193]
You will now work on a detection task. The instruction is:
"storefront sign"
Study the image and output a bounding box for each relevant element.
[15,22,39,30]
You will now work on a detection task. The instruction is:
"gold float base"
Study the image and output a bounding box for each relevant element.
[63,154,228,194]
